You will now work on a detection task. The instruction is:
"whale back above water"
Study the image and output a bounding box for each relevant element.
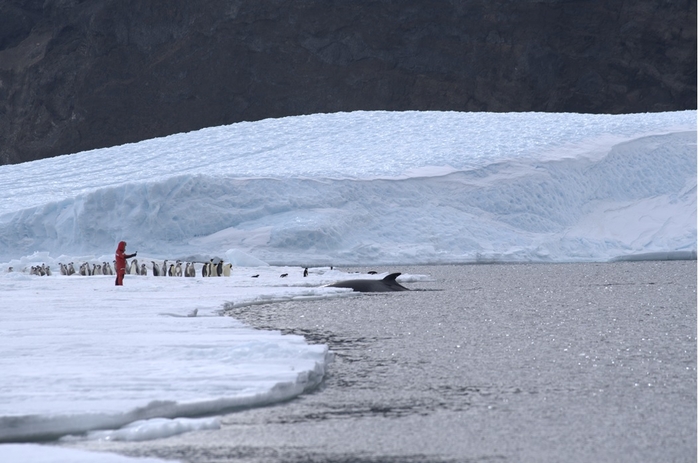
[327,272,409,292]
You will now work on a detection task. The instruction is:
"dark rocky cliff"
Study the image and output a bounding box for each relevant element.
[0,0,696,165]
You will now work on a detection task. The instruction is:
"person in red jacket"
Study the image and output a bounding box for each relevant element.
[115,241,137,286]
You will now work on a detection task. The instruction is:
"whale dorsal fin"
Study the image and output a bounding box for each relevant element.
[383,272,402,281]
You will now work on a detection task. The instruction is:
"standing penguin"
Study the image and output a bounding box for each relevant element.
[104,262,114,275]
[223,263,232,277]
[168,263,175,277]
[129,259,138,275]
[140,263,148,276]
[67,262,76,275]
[303,267,308,277]
[216,260,223,277]
[175,261,183,277]
[151,261,161,276]
[161,260,168,276]
[201,262,208,277]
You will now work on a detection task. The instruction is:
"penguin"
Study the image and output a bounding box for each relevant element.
[208,259,215,277]
[93,263,102,275]
[151,261,160,276]
[168,263,175,277]
[216,261,223,277]
[303,268,308,277]
[104,262,113,275]
[223,263,232,277]
[129,259,138,275]
[59,263,67,275]
[45,265,52,276]
[140,263,148,276]
[162,260,168,276]
[79,263,87,276]
[251,274,259,278]
[175,261,182,277]
[201,262,208,277]
[368,271,378,274]
[67,263,75,275]
[280,273,288,278]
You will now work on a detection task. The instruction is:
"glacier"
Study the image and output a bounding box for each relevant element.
[0,110,695,266]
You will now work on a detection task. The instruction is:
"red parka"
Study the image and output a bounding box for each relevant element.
[115,241,136,273]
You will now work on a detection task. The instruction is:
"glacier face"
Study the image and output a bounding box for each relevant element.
[0,111,695,265]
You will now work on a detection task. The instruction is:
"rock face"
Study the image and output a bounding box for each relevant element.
[0,0,696,165]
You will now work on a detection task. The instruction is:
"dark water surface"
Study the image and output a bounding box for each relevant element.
[67,262,696,462]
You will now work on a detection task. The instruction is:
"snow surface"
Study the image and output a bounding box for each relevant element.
[0,263,425,462]
[0,266,383,430]
[0,444,179,463]
[0,110,696,462]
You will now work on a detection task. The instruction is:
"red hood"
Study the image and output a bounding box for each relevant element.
[117,241,126,252]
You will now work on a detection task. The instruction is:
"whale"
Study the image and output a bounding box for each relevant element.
[326,272,409,292]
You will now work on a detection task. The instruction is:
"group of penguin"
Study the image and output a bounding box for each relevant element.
[22,262,113,277]
[52,259,234,277]
[20,260,317,279]
[27,264,54,276]
[24,261,115,276]
[149,259,233,278]
[56,262,115,276]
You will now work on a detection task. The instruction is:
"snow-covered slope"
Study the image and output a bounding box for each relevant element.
[0,111,695,265]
